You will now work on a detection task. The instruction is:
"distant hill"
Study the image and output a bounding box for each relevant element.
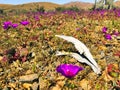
[0,2,61,11]
[63,1,93,10]
[64,1,120,10]
[0,1,93,11]
[0,4,13,10]
[114,1,120,8]
[0,1,120,12]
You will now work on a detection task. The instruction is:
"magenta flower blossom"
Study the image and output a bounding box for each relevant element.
[102,27,107,33]
[56,64,83,78]
[12,23,19,28]
[34,16,40,21]
[105,34,112,40]
[3,21,12,30]
[76,28,80,31]
[100,10,105,16]
[112,31,119,36]
[20,20,29,26]
[118,12,120,17]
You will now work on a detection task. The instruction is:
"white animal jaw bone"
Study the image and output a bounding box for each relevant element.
[55,35,101,74]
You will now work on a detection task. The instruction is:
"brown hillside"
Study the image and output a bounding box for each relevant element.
[1,1,120,12]
[11,2,61,11]
[0,2,94,11]
[0,2,61,11]
[63,1,93,10]
[0,4,13,9]
[114,1,120,8]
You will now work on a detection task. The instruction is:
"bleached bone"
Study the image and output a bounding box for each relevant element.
[55,35,101,74]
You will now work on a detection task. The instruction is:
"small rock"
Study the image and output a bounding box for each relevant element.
[99,59,106,69]
[51,85,61,90]
[20,48,28,56]
[56,76,65,81]
[78,87,83,90]
[69,58,77,63]
[23,83,32,89]
[100,51,105,58]
[102,69,114,82]
[29,52,35,58]
[87,72,97,80]
[75,62,80,66]
[3,86,11,90]
[39,78,48,90]
[0,72,4,76]
[8,83,16,88]
[25,70,33,75]
[95,55,101,60]
[0,56,3,61]
[32,82,39,90]
[57,81,65,88]
[19,74,38,83]
[13,60,20,68]
[98,46,107,50]
[0,68,3,72]
[54,61,60,67]
[116,36,120,40]
[79,79,91,90]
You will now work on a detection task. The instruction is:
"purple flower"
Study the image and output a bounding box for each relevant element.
[3,21,12,29]
[20,20,29,26]
[76,28,80,31]
[34,16,39,21]
[118,12,120,17]
[56,64,83,78]
[102,27,107,33]
[105,34,112,40]
[12,23,19,28]
[112,31,119,36]
[100,10,105,15]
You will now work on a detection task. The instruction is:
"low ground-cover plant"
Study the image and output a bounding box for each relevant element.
[0,9,120,89]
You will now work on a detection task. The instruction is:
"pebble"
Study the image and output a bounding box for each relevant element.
[79,79,91,90]
[57,81,65,88]
[8,83,16,88]
[87,72,97,80]
[39,78,47,90]
[25,70,33,75]
[0,72,4,76]
[56,76,65,81]
[19,74,38,83]
[32,82,39,90]
[23,83,32,89]
[0,68,3,72]
[116,36,120,40]
[69,58,77,63]
[3,86,11,90]
[0,56,3,61]
[51,85,61,90]
[20,48,28,56]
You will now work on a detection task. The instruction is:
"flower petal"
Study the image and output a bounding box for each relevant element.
[105,34,112,40]
[102,27,107,33]
[20,20,29,26]
[56,64,83,78]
